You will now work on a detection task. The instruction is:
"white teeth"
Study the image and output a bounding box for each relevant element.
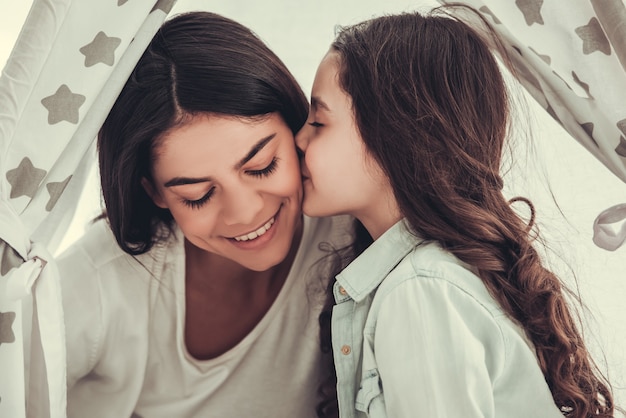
[234,217,275,241]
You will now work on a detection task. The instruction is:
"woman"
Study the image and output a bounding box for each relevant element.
[296,6,615,418]
[58,11,350,418]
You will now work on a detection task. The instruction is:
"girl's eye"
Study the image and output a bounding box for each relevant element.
[308,121,323,127]
[183,187,215,209]
[246,157,279,178]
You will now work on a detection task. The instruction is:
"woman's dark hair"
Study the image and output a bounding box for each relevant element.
[326,6,615,418]
[98,11,308,255]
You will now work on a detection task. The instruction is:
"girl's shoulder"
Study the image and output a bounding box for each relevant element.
[377,241,504,317]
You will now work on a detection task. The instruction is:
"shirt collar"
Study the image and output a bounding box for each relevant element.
[335,219,422,303]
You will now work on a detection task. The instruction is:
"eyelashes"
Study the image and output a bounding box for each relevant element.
[182,158,279,209]
[246,157,279,178]
[308,121,323,127]
[183,187,215,209]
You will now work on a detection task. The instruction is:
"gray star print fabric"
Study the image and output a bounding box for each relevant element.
[0,1,176,417]
[438,0,626,250]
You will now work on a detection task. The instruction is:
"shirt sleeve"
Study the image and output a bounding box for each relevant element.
[58,243,104,390]
[57,225,151,418]
[374,275,505,418]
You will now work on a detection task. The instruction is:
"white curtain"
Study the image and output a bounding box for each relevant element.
[438,0,626,250]
[0,1,176,417]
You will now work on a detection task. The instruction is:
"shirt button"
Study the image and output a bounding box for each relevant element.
[341,345,351,355]
[339,286,347,295]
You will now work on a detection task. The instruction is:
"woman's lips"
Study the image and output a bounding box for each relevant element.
[226,206,282,249]
[233,216,275,241]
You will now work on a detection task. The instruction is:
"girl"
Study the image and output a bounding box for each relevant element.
[296,7,615,418]
[58,11,350,418]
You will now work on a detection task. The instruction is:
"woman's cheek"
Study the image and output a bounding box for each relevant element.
[280,154,304,195]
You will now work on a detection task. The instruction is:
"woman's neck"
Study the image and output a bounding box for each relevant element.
[182,221,303,360]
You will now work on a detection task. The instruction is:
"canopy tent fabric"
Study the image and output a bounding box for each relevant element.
[438,0,626,251]
[0,1,624,417]
[0,1,176,417]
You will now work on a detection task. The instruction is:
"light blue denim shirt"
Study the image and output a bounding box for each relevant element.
[331,219,564,418]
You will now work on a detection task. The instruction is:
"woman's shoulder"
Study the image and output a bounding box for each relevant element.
[58,218,173,273]
[302,214,354,249]
[56,219,177,297]
[58,218,125,268]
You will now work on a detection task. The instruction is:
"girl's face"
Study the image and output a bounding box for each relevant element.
[296,51,399,238]
[144,113,302,271]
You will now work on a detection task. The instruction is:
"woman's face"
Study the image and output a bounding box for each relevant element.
[145,112,302,271]
[296,51,398,238]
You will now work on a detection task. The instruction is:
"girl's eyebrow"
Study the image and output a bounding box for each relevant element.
[163,133,277,188]
[311,96,331,112]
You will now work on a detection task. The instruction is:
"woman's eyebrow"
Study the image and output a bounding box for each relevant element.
[163,133,276,187]
[164,175,211,187]
[235,133,276,169]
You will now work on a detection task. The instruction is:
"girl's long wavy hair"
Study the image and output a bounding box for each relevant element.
[319,5,615,418]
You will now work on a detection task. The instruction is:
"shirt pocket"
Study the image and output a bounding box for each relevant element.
[355,369,386,417]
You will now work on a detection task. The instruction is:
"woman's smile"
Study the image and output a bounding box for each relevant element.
[227,205,281,249]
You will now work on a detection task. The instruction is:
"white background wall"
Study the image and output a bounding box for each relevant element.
[3,0,625,412]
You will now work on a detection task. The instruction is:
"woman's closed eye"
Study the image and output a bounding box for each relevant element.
[183,187,215,209]
[180,159,278,210]
[246,157,279,178]
[308,121,323,128]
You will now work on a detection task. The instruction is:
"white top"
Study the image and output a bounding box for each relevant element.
[59,215,351,418]
[331,220,564,418]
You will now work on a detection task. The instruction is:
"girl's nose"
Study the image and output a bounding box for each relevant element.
[295,124,309,153]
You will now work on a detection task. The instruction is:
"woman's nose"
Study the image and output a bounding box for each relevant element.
[221,186,264,227]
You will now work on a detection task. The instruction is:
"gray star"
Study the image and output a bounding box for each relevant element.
[529,47,551,65]
[514,60,543,96]
[617,119,626,136]
[479,6,501,25]
[151,0,176,13]
[616,136,626,157]
[1,245,24,276]
[545,104,560,124]
[516,0,544,26]
[0,311,16,345]
[552,70,569,88]
[580,122,598,147]
[550,71,592,99]
[41,84,86,125]
[571,71,592,98]
[45,175,72,211]
[6,157,47,199]
[79,32,121,67]
[575,18,611,55]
